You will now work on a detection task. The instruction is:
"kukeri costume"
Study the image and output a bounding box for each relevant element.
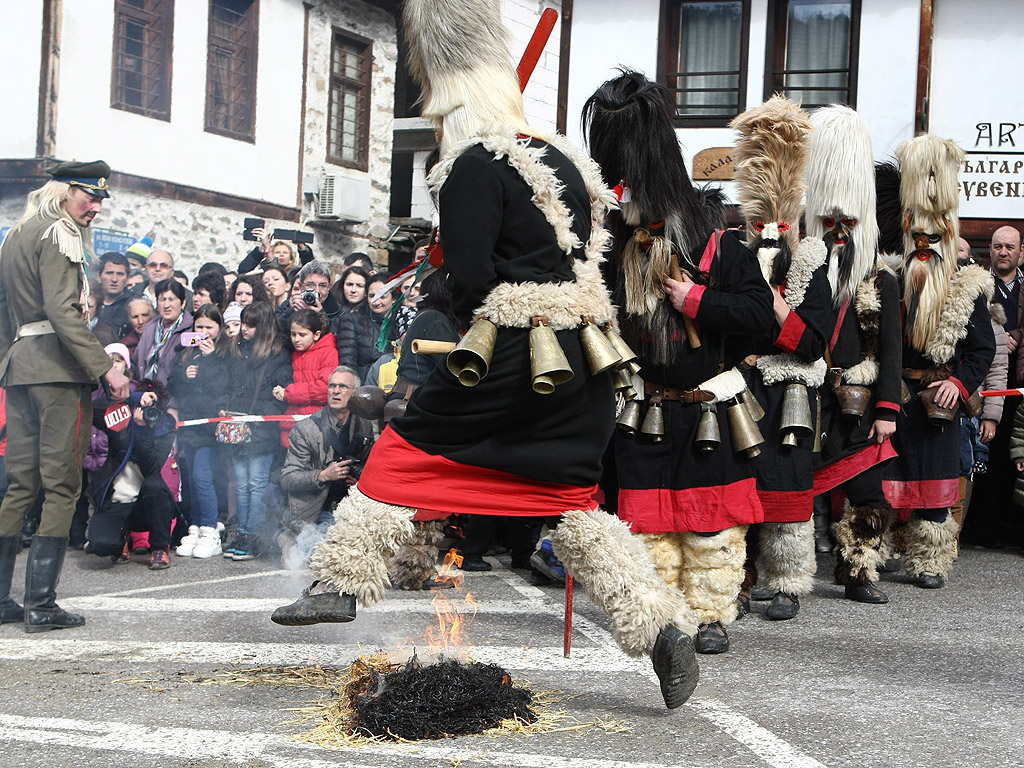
[272,0,701,710]
[879,134,995,588]
[729,97,831,621]
[804,105,903,604]
[583,71,774,654]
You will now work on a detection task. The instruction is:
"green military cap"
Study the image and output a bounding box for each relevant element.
[47,159,111,198]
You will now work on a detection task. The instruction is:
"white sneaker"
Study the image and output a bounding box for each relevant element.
[191,526,222,559]
[175,525,200,557]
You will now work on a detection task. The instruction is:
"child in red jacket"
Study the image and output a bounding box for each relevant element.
[273,309,339,446]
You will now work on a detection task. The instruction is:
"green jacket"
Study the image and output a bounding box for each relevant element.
[0,214,111,385]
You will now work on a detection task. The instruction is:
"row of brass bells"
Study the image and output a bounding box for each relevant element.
[447,317,498,386]
[780,382,814,446]
[640,397,664,442]
[695,402,720,452]
[603,324,641,376]
[727,396,764,458]
[616,400,641,434]
[580,319,622,375]
[613,368,639,400]
[740,388,765,422]
[530,317,574,394]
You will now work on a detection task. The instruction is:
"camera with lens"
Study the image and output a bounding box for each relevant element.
[344,434,373,481]
[302,289,319,306]
[141,405,162,428]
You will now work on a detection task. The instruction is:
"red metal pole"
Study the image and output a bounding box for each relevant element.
[563,573,574,657]
[517,7,559,91]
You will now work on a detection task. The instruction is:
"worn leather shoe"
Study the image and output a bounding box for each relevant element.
[766,592,800,620]
[460,555,492,572]
[750,586,774,601]
[915,573,945,589]
[271,584,357,626]
[651,624,699,709]
[695,621,729,654]
[845,582,889,603]
[735,594,750,619]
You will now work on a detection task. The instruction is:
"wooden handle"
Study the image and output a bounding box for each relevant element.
[670,255,701,349]
[410,339,457,355]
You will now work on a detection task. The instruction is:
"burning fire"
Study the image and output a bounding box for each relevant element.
[424,549,479,655]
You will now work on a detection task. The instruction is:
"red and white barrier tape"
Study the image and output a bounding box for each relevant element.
[175,414,311,428]
[980,390,1024,397]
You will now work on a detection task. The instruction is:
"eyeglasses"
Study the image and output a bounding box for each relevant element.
[148,262,171,269]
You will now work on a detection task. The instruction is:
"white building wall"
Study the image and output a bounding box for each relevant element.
[0,1,44,158]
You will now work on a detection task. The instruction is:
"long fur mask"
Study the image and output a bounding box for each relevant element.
[582,69,725,364]
[805,105,880,308]
[403,0,531,157]
[896,134,965,351]
[729,95,811,285]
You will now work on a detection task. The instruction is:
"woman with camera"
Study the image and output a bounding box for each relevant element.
[168,304,232,559]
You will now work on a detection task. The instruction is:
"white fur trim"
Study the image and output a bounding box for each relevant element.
[782,237,827,310]
[842,359,879,386]
[700,367,748,403]
[925,264,995,365]
[756,355,827,387]
[903,515,959,579]
[840,273,883,385]
[309,486,417,607]
[758,520,816,596]
[550,510,698,655]
[677,527,747,626]
[389,520,445,588]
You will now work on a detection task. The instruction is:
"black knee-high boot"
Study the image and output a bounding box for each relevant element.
[0,536,23,623]
[24,536,84,633]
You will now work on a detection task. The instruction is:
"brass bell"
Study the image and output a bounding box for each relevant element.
[640,400,665,442]
[616,399,641,434]
[447,317,498,387]
[727,396,764,458]
[530,317,574,394]
[695,402,720,452]
[613,368,638,400]
[780,382,814,446]
[579,319,622,375]
[347,385,386,421]
[602,324,640,373]
[834,384,871,418]
[740,388,765,422]
[382,398,407,422]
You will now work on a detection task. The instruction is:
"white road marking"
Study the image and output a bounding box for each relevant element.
[689,700,828,768]
[0,714,690,768]
[87,568,296,598]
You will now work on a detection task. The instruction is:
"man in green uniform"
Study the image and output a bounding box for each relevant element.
[0,160,130,632]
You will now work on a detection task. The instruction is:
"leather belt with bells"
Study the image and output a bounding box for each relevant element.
[643,381,715,404]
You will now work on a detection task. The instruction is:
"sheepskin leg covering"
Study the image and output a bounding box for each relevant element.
[309,486,417,607]
[639,532,685,589]
[550,510,698,657]
[833,505,891,585]
[903,514,959,580]
[388,520,446,589]
[759,520,816,597]
[678,527,747,626]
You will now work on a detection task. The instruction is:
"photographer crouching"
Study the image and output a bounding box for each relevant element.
[277,366,373,568]
[85,360,178,571]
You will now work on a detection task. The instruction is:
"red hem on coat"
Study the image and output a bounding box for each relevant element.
[757,487,815,523]
[882,478,959,510]
[617,478,764,533]
[358,427,600,519]
[813,440,898,495]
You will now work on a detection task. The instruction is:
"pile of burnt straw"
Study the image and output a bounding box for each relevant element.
[347,654,536,740]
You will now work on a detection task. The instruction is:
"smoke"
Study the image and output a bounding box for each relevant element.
[280,522,329,571]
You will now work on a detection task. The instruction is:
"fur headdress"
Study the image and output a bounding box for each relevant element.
[582,69,724,365]
[874,160,904,258]
[729,95,812,285]
[804,105,880,307]
[402,0,531,158]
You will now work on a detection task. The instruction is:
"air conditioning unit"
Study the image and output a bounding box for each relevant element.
[318,170,371,221]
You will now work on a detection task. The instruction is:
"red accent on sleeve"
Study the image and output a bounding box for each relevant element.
[948,376,970,402]
[876,401,901,412]
[682,284,706,319]
[774,311,807,353]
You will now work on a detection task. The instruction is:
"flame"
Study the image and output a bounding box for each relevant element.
[423,549,478,656]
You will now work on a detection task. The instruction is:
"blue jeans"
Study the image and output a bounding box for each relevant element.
[232,452,274,534]
[185,444,219,529]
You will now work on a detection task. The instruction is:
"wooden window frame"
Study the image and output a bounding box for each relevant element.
[764,0,861,109]
[110,0,175,121]
[204,0,259,143]
[327,28,372,171]
[658,0,751,128]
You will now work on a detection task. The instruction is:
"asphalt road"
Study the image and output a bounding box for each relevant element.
[0,542,1021,768]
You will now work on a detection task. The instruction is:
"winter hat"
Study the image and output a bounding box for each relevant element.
[104,342,131,363]
[223,302,243,325]
[126,237,154,261]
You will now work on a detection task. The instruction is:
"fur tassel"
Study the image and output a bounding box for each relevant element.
[758,520,816,596]
[730,95,812,256]
[832,504,891,584]
[903,514,959,579]
[42,218,85,264]
[677,527,747,626]
[309,486,417,606]
[551,510,699,654]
